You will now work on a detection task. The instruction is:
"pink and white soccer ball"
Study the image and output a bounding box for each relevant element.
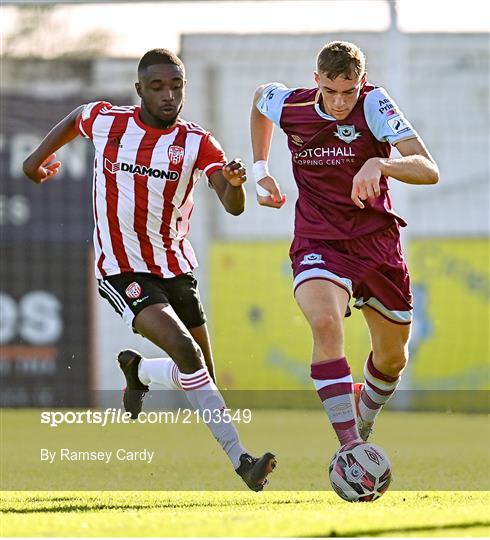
[329,440,392,502]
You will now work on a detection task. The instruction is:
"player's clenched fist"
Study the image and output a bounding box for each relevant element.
[23,153,61,184]
[256,175,286,209]
[251,160,286,209]
[351,157,383,209]
[222,159,247,187]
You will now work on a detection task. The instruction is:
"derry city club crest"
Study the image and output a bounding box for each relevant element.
[333,125,361,144]
[168,145,185,165]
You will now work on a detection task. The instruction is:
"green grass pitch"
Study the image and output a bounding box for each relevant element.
[1,409,489,537]
[1,491,489,537]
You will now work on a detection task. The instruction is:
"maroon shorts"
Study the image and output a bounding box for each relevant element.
[289,224,412,324]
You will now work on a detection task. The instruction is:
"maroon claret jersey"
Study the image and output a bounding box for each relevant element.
[256,83,418,239]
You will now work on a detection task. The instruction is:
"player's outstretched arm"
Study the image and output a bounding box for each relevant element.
[250,86,286,209]
[351,137,440,209]
[209,159,247,215]
[23,105,84,184]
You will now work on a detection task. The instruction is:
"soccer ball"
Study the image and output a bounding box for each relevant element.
[329,440,392,502]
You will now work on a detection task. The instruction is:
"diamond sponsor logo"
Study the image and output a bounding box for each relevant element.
[333,125,361,144]
[103,158,180,180]
[104,158,120,173]
[125,282,142,299]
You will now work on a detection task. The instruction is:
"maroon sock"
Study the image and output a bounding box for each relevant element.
[311,357,360,446]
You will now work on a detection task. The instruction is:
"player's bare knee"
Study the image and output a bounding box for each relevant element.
[309,312,343,338]
[388,354,407,374]
[375,348,408,375]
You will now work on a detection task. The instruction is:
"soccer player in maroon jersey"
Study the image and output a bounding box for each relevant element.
[23,48,276,491]
[251,41,439,447]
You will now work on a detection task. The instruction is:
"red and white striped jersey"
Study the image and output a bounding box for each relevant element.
[77,101,226,279]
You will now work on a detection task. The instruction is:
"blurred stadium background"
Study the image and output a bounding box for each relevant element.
[0,0,488,411]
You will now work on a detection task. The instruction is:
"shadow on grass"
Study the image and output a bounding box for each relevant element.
[1,498,264,513]
[308,520,490,537]
[1,493,323,514]
[1,503,161,514]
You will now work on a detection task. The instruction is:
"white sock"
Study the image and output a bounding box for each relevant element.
[180,368,246,469]
[138,357,181,389]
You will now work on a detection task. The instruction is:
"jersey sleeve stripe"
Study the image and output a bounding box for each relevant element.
[392,134,418,145]
[78,120,90,139]
[203,162,224,176]
[181,119,208,134]
[283,100,317,107]
[103,107,136,115]
[79,101,110,140]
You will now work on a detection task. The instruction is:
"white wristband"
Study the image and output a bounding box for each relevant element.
[252,160,271,197]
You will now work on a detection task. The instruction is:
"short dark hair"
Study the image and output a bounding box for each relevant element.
[317,41,366,80]
[138,48,185,75]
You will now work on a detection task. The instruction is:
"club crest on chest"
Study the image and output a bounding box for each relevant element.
[333,125,361,144]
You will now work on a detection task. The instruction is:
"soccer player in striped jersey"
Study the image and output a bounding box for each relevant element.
[251,41,439,447]
[23,48,276,491]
